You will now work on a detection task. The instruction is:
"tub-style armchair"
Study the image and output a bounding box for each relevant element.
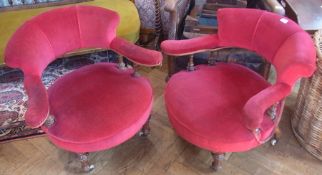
[161,8,316,171]
[5,5,162,172]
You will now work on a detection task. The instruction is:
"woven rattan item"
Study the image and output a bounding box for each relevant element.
[292,30,322,160]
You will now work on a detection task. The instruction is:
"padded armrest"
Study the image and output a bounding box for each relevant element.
[243,83,291,131]
[160,34,219,56]
[24,75,49,128]
[110,37,162,66]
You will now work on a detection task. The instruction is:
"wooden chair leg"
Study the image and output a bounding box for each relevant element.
[166,55,176,81]
[211,152,224,171]
[78,152,94,172]
[139,115,151,137]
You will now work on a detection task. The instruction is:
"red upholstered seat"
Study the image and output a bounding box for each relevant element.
[166,64,272,152]
[43,63,152,153]
[161,8,316,170]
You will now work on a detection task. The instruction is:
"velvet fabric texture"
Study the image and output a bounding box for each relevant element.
[0,0,141,64]
[44,63,153,152]
[5,6,162,153]
[161,8,316,152]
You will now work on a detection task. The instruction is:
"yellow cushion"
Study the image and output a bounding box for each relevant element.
[0,0,140,64]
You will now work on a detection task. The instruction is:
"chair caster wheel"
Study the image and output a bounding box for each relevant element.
[270,138,278,146]
[139,115,151,137]
[78,153,94,172]
[139,128,150,137]
[83,164,95,172]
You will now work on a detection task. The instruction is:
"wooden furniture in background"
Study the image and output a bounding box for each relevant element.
[258,0,285,15]
[135,0,193,48]
[284,0,322,32]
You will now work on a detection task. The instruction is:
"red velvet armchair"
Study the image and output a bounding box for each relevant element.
[4,5,162,172]
[161,8,316,171]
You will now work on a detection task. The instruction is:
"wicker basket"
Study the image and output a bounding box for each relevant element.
[291,30,322,160]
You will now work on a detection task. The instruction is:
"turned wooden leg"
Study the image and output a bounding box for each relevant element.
[271,127,281,146]
[166,55,176,81]
[139,115,151,137]
[211,152,224,171]
[78,153,94,172]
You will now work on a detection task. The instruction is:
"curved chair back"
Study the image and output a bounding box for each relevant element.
[5,5,119,76]
[217,8,316,85]
[216,8,316,131]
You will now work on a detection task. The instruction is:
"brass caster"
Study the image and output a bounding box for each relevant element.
[139,115,151,137]
[83,164,95,172]
[78,153,95,172]
[271,138,278,146]
[139,126,150,137]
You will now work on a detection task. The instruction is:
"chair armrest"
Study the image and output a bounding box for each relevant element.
[161,34,219,56]
[243,82,291,131]
[24,75,49,128]
[110,37,162,66]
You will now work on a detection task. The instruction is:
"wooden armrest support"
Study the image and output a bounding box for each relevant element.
[192,25,218,34]
[203,3,239,10]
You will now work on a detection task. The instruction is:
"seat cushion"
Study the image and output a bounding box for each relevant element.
[165,64,271,152]
[42,63,152,153]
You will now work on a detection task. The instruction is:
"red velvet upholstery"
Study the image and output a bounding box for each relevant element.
[160,35,220,56]
[110,37,162,66]
[43,63,152,152]
[4,6,162,153]
[161,9,316,153]
[166,64,272,152]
